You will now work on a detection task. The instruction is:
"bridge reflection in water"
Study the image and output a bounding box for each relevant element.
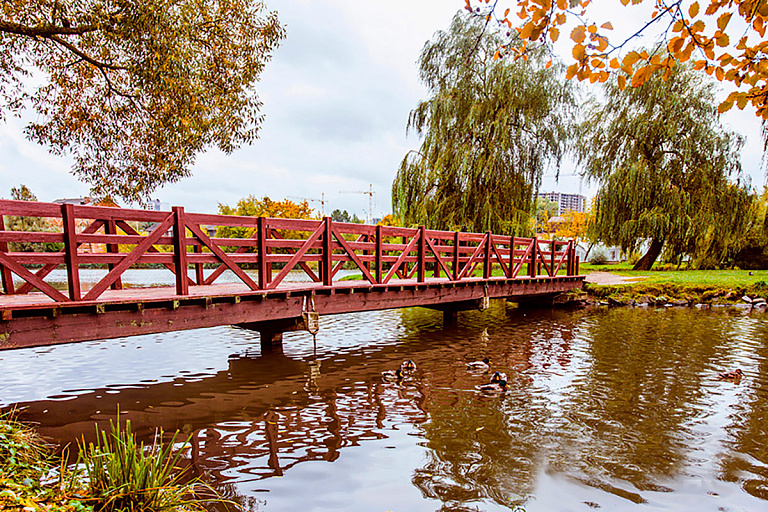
[7,305,768,511]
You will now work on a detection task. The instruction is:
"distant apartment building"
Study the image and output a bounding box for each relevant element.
[540,192,585,215]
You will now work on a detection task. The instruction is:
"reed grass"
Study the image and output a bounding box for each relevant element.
[76,418,220,512]
[1,409,230,512]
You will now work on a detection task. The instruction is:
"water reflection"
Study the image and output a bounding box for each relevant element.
[2,296,768,511]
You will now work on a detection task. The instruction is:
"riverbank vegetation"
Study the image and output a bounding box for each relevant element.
[0,410,222,512]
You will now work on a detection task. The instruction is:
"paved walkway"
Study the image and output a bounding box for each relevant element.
[584,272,647,285]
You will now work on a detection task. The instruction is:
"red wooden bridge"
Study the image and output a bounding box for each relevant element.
[0,199,584,350]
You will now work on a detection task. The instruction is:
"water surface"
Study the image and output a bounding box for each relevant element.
[2,270,767,511]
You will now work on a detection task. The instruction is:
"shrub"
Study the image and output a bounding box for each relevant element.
[588,248,608,265]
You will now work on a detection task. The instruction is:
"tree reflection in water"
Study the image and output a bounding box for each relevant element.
[5,304,768,511]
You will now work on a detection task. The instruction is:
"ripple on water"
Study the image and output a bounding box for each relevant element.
[3,291,768,511]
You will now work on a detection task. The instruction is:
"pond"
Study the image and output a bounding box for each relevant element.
[2,270,767,511]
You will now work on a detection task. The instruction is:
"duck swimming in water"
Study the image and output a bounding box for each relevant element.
[477,379,507,393]
[401,359,417,372]
[381,368,404,381]
[466,358,491,371]
[490,371,507,383]
[717,368,743,380]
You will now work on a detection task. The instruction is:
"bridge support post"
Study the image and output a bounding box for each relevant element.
[443,309,458,327]
[236,317,307,351]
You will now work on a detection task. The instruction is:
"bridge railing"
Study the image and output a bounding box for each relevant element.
[0,199,579,303]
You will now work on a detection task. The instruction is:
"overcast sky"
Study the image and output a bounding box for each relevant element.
[0,0,765,219]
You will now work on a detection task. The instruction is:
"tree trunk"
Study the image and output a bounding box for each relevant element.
[633,238,664,270]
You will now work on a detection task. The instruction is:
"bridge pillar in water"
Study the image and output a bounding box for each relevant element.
[426,298,490,328]
[236,317,306,352]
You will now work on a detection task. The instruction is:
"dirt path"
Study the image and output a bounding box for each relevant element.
[584,272,648,285]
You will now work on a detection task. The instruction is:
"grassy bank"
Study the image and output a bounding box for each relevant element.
[581,265,768,304]
[0,411,224,512]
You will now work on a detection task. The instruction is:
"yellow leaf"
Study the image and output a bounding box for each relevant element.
[556,13,566,24]
[570,25,586,43]
[588,24,597,34]
[609,57,620,69]
[716,33,729,47]
[550,27,560,42]
[520,22,534,39]
[546,59,553,69]
[693,59,707,70]
[600,22,613,30]
[717,12,732,30]
[673,19,685,32]
[620,0,629,5]
[494,50,501,60]
[623,51,641,67]
[736,94,749,109]
[754,17,766,37]
[618,74,627,90]
[715,67,724,80]
[668,36,685,53]
[717,100,734,113]
[557,0,568,9]
[566,63,578,79]
[688,2,699,17]
[631,65,650,87]
[504,8,510,17]
[572,44,586,60]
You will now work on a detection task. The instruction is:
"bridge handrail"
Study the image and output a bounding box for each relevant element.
[0,199,579,303]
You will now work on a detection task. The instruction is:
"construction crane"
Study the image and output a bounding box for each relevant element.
[288,193,326,216]
[338,183,374,224]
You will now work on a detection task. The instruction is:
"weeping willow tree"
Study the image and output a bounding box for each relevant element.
[392,13,574,235]
[579,61,753,270]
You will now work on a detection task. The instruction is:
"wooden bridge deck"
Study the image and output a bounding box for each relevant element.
[0,199,584,350]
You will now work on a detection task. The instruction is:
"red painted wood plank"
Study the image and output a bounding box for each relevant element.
[332,228,376,284]
[84,214,176,301]
[186,220,259,291]
[0,252,69,302]
[0,215,14,295]
[268,224,325,289]
[115,220,194,287]
[61,204,81,301]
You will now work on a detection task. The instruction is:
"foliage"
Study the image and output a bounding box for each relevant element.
[217,196,318,250]
[534,196,559,234]
[579,61,752,270]
[588,247,609,265]
[467,0,768,124]
[733,187,768,269]
[376,214,401,227]
[4,184,61,252]
[555,209,591,241]
[76,418,215,512]
[0,410,90,512]
[330,209,362,224]
[1,1,285,203]
[392,12,575,236]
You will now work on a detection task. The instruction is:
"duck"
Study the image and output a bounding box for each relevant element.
[401,359,417,372]
[476,379,507,393]
[717,368,743,380]
[466,358,491,371]
[381,368,404,381]
[490,371,507,383]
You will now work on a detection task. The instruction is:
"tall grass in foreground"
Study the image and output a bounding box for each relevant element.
[1,409,232,512]
[76,418,225,512]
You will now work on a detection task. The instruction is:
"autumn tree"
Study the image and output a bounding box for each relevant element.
[466,0,768,152]
[330,209,362,224]
[1,1,284,203]
[4,185,58,251]
[216,196,317,249]
[580,62,752,270]
[392,12,575,235]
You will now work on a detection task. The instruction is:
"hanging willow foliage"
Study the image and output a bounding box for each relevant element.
[579,60,753,270]
[392,13,575,235]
